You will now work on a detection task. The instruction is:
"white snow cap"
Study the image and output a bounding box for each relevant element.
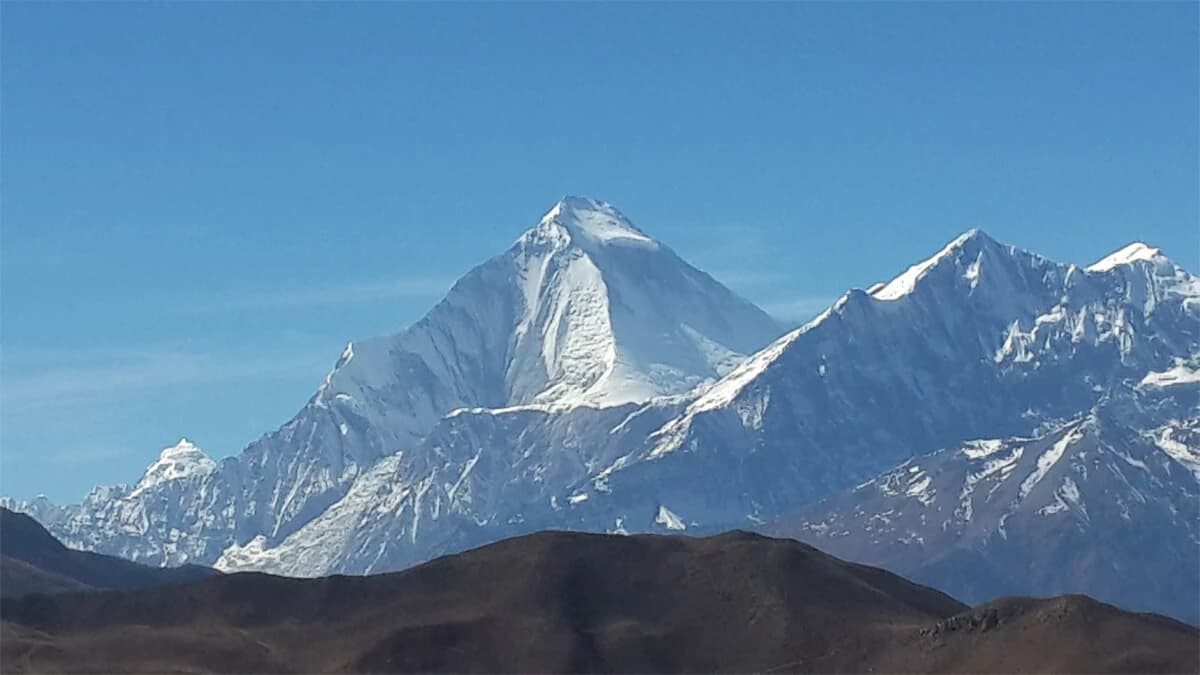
[538,196,659,250]
[872,228,994,301]
[1087,242,1163,272]
[159,437,205,459]
[133,438,217,493]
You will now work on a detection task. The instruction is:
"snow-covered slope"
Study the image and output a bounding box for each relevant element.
[494,196,781,405]
[642,230,1197,482]
[9,219,1197,623]
[13,197,780,566]
[219,230,1199,593]
[773,377,1200,624]
[216,399,687,575]
[547,230,1196,530]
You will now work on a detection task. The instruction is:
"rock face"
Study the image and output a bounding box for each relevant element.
[6,199,1197,622]
[3,530,1196,674]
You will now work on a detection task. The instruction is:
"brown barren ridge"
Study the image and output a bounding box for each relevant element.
[1,509,1196,673]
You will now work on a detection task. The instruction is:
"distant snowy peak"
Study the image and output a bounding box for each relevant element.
[870,231,1196,304]
[531,196,659,251]
[869,228,1056,303]
[503,196,781,406]
[131,438,216,495]
[1084,242,1199,314]
[1087,242,1163,272]
[872,229,994,300]
[307,195,781,419]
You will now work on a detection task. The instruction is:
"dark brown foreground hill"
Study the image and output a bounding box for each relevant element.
[0,508,215,599]
[2,528,1197,674]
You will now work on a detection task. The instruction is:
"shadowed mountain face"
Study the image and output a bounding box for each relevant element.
[766,381,1200,626]
[2,528,1196,674]
[0,508,215,599]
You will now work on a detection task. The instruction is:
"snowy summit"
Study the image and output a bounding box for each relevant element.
[536,196,659,251]
[1086,242,1163,272]
[871,228,997,300]
[131,438,216,495]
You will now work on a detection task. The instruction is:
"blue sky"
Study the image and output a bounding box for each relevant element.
[2,2,1196,501]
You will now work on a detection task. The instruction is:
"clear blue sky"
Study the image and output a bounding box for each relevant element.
[2,2,1196,501]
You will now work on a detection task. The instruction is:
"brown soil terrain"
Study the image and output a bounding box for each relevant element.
[1,524,1196,673]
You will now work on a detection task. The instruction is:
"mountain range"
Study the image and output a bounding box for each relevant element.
[5,196,1197,623]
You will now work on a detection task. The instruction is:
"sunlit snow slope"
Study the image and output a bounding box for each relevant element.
[9,197,780,568]
[8,208,1197,623]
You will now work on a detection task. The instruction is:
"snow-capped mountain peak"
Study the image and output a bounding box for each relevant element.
[1077,241,1199,324]
[534,196,659,251]
[131,438,216,496]
[871,229,1001,300]
[303,196,778,421]
[151,437,211,468]
[1087,242,1163,272]
[496,196,782,406]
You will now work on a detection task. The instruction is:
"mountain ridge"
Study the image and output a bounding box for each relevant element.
[768,377,1200,624]
[5,202,1197,622]
[3,527,1196,674]
[206,224,1199,602]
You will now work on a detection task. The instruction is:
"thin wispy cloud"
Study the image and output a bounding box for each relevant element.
[664,223,791,294]
[658,222,838,321]
[0,346,330,414]
[667,223,776,272]
[177,277,456,314]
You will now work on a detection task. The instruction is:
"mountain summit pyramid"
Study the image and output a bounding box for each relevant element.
[11,197,782,566]
[329,195,784,412]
